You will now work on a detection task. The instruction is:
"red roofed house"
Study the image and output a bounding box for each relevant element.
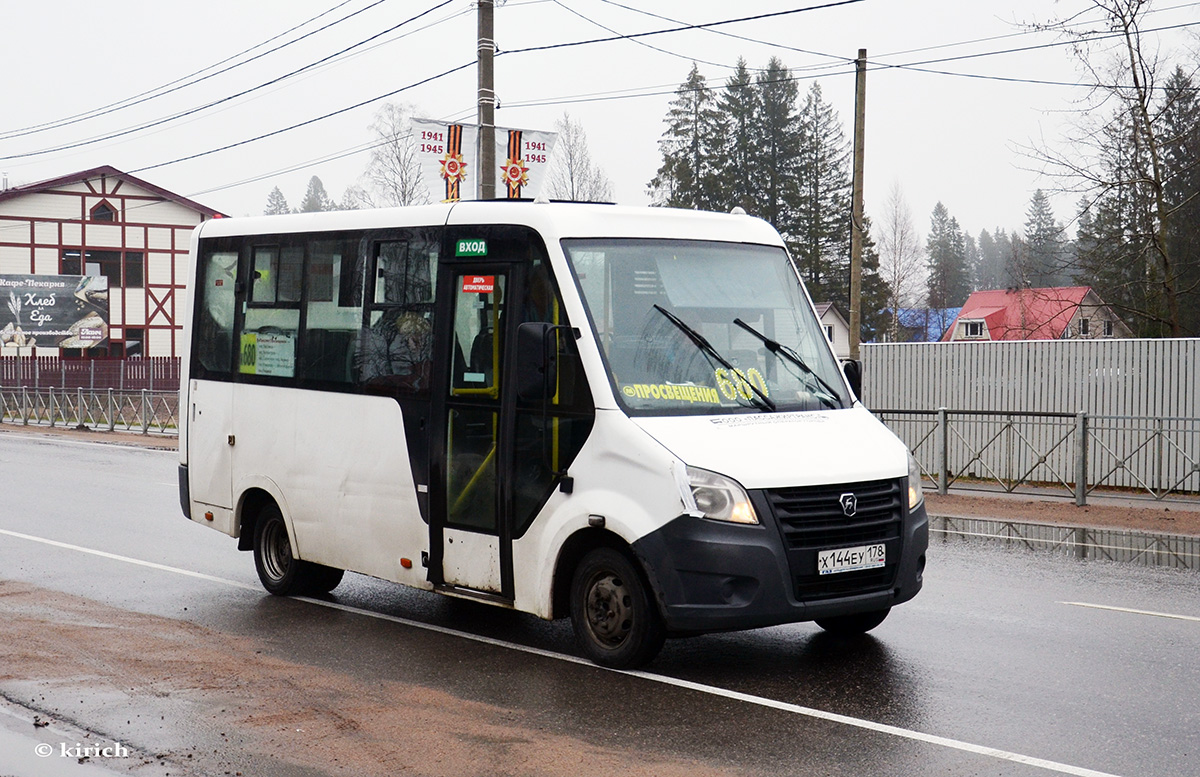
[943,287,1133,342]
[0,166,224,358]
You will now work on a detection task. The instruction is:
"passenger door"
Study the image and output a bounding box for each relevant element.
[435,263,512,595]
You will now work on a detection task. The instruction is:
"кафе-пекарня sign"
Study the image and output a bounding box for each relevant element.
[0,275,109,349]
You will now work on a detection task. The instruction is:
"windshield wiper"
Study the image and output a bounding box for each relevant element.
[733,318,842,410]
[653,305,776,412]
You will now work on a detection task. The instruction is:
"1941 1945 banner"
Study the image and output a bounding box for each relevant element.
[411,119,556,202]
[0,275,109,350]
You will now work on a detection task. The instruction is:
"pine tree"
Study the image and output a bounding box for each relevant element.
[925,202,971,309]
[1161,66,1200,335]
[263,186,290,215]
[792,81,851,301]
[297,176,335,213]
[974,228,1012,291]
[647,63,725,210]
[751,57,802,231]
[1023,190,1066,286]
[715,58,761,214]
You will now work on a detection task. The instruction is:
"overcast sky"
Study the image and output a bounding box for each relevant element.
[2,1,1197,242]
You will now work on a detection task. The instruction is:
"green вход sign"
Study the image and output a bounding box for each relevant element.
[455,239,487,257]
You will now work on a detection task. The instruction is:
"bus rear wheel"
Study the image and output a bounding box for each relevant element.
[570,547,665,669]
[253,505,343,595]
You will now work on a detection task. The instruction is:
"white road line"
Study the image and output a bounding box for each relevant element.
[1061,601,1200,622]
[0,527,1122,777]
[0,528,259,592]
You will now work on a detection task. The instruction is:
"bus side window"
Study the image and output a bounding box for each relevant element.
[240,244,302,378]
[299,238,361,383]
[195,249,238,375]
[356,235,438,392]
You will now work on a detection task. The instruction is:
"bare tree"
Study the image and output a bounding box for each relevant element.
[360,102,430,207]
[547,112,613,202]
[1025,0,1188,335]
[876,182,925,340]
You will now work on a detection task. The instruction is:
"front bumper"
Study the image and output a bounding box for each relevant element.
[631,484,928,634]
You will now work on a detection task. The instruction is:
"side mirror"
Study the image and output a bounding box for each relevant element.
[516,322,558,402]
[841,359,862,402]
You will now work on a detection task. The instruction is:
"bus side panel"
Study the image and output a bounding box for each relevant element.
[231,384,430,589]
[510,409,683,619]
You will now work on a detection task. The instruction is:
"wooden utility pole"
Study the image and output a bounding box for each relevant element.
[478,0,496,200]
[849,48,866,360]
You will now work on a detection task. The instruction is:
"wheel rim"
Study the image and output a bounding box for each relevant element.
[261,520,292,583]
[583,571,633,648]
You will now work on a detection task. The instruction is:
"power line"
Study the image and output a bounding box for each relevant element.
[873,18,1200,89]
[0,0,457,162]
[127,61,475,175]
[498,0,865,57]
[551,0,775,72]
[0,0,382,141]
[594,0,852,70]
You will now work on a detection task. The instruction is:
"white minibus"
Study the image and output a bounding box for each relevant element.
[178,201,927,668]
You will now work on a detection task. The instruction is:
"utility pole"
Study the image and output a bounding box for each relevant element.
[848,48,866,360]
[477,0,496,200]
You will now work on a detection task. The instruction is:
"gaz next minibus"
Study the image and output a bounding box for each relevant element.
[178,201,928,669]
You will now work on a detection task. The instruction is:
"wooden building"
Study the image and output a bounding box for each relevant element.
[0,166,223,358]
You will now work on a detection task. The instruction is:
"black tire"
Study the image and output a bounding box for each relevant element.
[306,564,345,594]
[815,607,890,636]
[570,547,666,669]
[253,505,343,596]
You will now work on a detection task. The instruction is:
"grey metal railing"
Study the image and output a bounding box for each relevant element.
[876,408,1200,504]
[0,387,178,436]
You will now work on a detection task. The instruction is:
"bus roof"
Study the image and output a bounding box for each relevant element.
[192,201,784,247]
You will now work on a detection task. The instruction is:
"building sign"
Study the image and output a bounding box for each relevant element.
[0,275,109,349]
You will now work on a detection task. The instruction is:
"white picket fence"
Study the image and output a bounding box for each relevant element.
[862,339,1200,499]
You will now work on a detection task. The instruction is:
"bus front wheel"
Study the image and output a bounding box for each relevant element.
[570,547,665,669]
[253,505,343,595]
[815,607,890,635]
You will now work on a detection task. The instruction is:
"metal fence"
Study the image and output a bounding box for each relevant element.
[930,516,1200,571]
[864,339,1200,502]
[877,408,1200,503]
[0,386,179,436]
[863,339,1200,420]
[0,356,181,391]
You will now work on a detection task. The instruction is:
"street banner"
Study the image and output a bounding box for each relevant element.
[0,275,109,350]
[497,127,557,199]
[412,119,478,203]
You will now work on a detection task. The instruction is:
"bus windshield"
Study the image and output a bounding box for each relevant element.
[563,238,850,415]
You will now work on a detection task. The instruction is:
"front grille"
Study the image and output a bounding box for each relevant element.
[795,567,894,600]
[767,478,902,550]
[760,478,904,602]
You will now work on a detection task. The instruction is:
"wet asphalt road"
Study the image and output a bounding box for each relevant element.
[1,433,1197,777]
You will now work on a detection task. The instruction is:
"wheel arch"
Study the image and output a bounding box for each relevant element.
[550,527,661,621]
[236,487,280,551]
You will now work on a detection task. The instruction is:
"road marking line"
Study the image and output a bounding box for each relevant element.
[1061,601,1200,622]
[0,528,260,592]
[0,527,1122,777]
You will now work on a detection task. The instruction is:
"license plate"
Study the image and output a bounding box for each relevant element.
[818,544,886,575]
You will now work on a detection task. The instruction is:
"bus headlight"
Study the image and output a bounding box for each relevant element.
[685,467,759,525]
[907,451,925,511]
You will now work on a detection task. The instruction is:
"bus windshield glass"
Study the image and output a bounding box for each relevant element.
[563,238,850,415]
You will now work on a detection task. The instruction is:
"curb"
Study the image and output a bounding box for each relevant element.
[929,514,1200,571]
